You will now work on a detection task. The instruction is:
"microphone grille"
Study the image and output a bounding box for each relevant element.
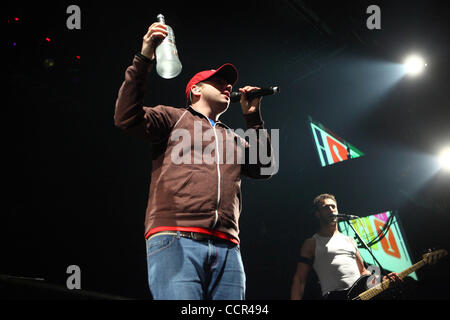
[230,92,241,103]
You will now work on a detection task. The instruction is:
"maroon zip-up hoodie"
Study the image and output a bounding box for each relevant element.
[114,54,273,242]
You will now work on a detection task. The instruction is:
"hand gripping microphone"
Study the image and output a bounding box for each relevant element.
[230,86,280,103]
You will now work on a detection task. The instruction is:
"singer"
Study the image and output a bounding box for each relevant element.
[114,22,275,300]
[290,194,401,300]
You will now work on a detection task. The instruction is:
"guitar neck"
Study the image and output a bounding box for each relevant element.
[357,259,426,300]
[398,260,426,279]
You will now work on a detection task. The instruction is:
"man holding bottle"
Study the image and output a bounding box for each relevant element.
[114,21,274,299]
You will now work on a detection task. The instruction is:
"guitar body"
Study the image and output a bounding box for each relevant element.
[325,275,370,300]
[324,249,447,300]
[346,275,371,300]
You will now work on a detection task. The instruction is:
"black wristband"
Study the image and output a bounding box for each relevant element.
[136,52,155,63]
[298,256,313,266]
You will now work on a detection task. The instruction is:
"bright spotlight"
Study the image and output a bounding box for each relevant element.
[438,147,450,171]
[403,55,426,76]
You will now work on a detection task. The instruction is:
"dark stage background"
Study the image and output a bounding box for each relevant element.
[5,0,449,300]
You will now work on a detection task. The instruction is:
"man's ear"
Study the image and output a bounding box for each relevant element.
[191,85,201,100]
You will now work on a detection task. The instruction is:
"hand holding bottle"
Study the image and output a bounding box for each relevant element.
[141,22,168,60]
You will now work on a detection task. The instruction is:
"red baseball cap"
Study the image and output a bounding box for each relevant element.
[185,63,238,103]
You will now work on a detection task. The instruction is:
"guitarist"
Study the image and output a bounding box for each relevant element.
[290,193,401,300]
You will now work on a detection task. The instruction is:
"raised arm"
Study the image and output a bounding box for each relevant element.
[240,87,277,178]
[114,23,181,141]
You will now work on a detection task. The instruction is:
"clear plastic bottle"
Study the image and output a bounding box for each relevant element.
[155,14,182,79]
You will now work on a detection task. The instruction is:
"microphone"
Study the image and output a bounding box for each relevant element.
[230,86,280,103]
[333,213,360,220]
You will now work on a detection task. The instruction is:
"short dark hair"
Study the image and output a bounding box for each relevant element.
[313,193,337,211]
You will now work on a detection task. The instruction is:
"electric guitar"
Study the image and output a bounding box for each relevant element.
[326,249,447,300]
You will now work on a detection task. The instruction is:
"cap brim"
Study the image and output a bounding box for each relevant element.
[210,63,238,86]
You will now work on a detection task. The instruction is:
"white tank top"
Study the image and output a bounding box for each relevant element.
[312,232,361,295]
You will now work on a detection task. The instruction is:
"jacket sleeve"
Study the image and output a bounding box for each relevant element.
[114,54,180,142]
[241,110,277,179]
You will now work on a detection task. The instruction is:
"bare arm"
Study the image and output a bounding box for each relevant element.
[356,249,402,284]
[290,237,315,300]
[355,250,371,276]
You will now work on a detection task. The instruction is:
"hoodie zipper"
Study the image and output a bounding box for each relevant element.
[189,106,221,228]
[211,122,220,228]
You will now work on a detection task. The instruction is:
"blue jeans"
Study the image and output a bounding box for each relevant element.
[145,232,246,300]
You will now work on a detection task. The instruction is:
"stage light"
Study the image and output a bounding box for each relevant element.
[403,55,426,76]
[8,17,20,24]
[438,147,450,171]
[44,58,55,68]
